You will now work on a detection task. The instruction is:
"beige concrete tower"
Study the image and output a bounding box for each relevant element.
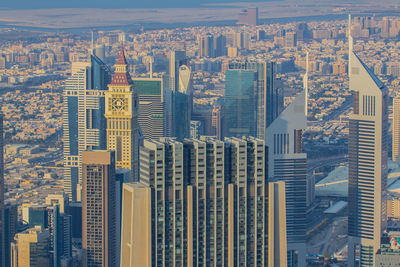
[12,226,50,267]
[105,46,139,181]
[347,14,388,267]
[393,96,400,161]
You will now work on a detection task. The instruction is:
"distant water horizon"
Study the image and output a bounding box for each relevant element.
[0,0,281,10]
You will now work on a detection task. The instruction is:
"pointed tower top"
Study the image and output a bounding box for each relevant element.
[305,52,309,73]
[348,14,353,78]
[304,52,309,117]
[116,45,128,65]
[109,45,132,87]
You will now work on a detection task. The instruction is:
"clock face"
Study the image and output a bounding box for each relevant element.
[112,97,127,112]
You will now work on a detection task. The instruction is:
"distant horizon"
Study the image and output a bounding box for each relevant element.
[0,0,279,10]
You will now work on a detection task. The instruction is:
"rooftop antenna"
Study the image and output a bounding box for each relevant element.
[348,14,353,77]
[149,56,154,79]
[90,30,95,55]
[304,52,309,117]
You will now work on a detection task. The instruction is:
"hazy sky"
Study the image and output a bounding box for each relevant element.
[1,0,272,9]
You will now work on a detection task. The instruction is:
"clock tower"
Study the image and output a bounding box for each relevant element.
[105,46,139,181]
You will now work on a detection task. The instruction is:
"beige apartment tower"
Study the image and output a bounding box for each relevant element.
[120,183,152,267]
[11,226,50,267]
[268,181,288,267]
[105,47,140,181]
[82,150,117,267]
[121,137,288,266]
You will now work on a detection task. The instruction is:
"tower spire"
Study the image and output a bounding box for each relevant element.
[304,52,309,117]
[348,14,353,77]
[110,45,132,86]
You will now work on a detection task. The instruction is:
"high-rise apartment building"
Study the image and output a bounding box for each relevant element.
[120,183,151,267]
[105,47,140,181]
[265,88,308,266]
[393,96,400,161]
[122,136,287,266]
[63,53,111,201]
[226,60,280,139]
[82,151,117,267]
[11,226,50,267]
[347,15,388,267]
[133,77,166,139]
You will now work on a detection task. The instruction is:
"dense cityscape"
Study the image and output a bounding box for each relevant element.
[1,0,400,266]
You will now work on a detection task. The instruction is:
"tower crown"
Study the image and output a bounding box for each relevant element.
[110,46,132,86]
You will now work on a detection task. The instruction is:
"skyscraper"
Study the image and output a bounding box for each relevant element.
[211,105,224,139]
[199,34,214,58]
[168,50,188,92]
[265,88,308,266]
[347,15,388,267]
[225,69,257,137]
[0,114,4,267]
[63,53,111,201]
[4,202,17,267]
[268,181,288,267]
[167,50,192,140]
[11,226,50,267]
[133,77,166,139]
[226,60,280,139]
[82,150,117,267]
[120,183,151,267]
[237,7,258,26]
[47,204,72,267]
[393,96,400,161]
[167,52,192,140]
[214,34,227,57]
[123,136,287,266]
[105,46,140,181]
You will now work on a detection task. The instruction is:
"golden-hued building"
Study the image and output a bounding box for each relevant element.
[105,47,139,181]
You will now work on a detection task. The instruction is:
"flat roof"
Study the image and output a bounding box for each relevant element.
[324,200,348,214]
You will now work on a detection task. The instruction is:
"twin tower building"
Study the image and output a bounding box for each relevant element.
[64,45,309,266]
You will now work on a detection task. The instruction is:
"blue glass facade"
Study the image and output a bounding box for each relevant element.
[225,69,256,137]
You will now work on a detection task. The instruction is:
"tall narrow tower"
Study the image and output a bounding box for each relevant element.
[347,14,388,267]
[82,151,117,267]
[105,47,140,181]
[63,53,111,202]
[392,96,400,161]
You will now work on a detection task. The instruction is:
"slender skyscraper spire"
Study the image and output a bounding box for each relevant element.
[303,52,309,117]
[91,31,94,52]
[348,14,353,77]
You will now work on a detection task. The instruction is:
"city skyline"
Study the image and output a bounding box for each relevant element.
[1,5,400,266]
